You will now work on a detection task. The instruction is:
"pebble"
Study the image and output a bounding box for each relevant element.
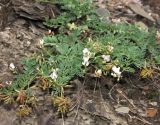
[115,106,130,114]
[149,102,158,106]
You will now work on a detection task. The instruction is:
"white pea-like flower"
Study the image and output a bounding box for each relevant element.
[111,66,121,81]
[50,68,58,81]
[9,63,15,71]
[112,66,121,75]
[82,48,91,66]
[102,55,111,62]
[48,30,52,34]
[83,48,91,58]
[82,61,89,66]
[94,69,102,77]
[82,57,90,66]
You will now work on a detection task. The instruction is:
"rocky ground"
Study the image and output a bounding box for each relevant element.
[0,0,159,125]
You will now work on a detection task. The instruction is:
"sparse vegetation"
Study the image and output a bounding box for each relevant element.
[0,0,160,117]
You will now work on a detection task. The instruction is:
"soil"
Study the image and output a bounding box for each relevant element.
[142,0,160,13]
[0,19,43,83]
[0,0,160,125]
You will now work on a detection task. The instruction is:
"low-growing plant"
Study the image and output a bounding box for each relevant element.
[0,0,160,116]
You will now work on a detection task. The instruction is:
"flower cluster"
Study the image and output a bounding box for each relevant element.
[82,43,122,81]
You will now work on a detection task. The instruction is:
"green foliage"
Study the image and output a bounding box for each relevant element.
[43,35,84,85]
[44,0,94,28]
[43,0,160,72]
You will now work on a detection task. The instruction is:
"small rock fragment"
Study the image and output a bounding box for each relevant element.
[149,102,158,106]
[115,106,130,114]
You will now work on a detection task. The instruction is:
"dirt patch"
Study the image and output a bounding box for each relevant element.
[142,0,160,14]
[0,18,44,84]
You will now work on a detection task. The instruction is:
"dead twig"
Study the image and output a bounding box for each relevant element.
[73,78,86,123]
[116,88,137,109]
[98,79,110,114]
[108,83,117,101]
[93,78,98,93]
[79,106,110,121]
[128,114,153,125]
[61,113,65,125]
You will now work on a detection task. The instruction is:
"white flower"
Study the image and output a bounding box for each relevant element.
[112,66,121,75]
[82,61,89,66]
[48,30,52,34]
[82,48,91,66]
[50,68,58,81]
[102,55,111,62]
[9,63,15,71]
[111,66,121,81]
[83,48,91,58]
[82,57,90,66]
[94,69,102,77]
